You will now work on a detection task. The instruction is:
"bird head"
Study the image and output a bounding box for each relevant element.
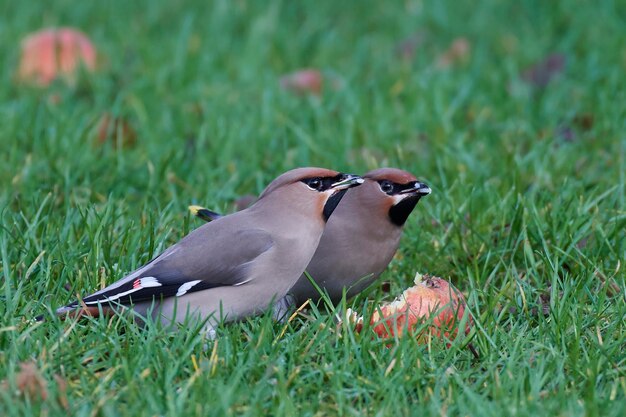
[257,167,364,221]
[363,168,431,226]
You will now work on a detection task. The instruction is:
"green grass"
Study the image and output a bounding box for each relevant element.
[1,0,625,415]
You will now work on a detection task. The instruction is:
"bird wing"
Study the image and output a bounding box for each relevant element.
[68,226,274,308]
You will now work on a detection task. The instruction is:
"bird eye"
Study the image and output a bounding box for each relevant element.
[380,181,394,194]
[307,178,323,190]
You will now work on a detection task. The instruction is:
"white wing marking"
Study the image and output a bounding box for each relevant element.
[83,276,161,304]
[176,280,203,297]
[139,277,162,288]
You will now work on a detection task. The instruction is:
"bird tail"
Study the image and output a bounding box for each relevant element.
[33,302,78,322]
[34,302,110,322]
[188,205,223,222]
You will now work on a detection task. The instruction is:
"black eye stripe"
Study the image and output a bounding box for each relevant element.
[304,178,323,190]
[378,180,416,195]
[301,174,345,191]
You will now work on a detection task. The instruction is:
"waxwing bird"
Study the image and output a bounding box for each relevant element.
[189,168,431,313]
[293,168,431,304]
[50,168,364,332]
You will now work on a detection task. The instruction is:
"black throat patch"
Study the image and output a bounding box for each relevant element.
[323,189,348,222]
[388,195,422,226]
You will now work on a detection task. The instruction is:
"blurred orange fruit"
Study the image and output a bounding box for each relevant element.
[18,27,97,86]
[280,69,323,95]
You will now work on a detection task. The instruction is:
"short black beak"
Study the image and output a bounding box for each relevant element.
[330,174,364,191]
[400,181,431,196]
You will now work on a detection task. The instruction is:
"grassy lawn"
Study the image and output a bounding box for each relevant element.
[1,0,625,415]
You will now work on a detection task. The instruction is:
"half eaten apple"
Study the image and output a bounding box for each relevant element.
[345,273,472,343]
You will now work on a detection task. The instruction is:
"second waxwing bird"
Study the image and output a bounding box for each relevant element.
[189,168,431,312]
[50,168,364,333]
[291,168,431,305]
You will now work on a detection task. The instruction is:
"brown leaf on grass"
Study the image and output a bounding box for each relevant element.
[280,69,323,96]
[436,38,471,68]
[573,113,594,131]
[556,113,595,143]
[595,267,621,297]
[54,374,70,411]
[1,362,49,400]
[521,53,566,88]
[94,113,137,148]
[532,292,551,317]
[0,362,71,409]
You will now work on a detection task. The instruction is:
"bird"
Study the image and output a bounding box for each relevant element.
[49,168,364,333]
[189,168,431,316]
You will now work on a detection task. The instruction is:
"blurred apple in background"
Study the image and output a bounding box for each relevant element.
[18,27,97,86]
[346,273,472,343]
[280,69,323,96]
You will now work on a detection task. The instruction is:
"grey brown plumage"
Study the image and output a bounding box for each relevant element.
[190,168,431,312]
[50,168,363,331]
[289,168,430,305]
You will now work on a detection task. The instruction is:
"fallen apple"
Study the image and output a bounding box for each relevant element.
[346,273,472,342]
[18,27,97,86]
[280,69,323,96]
